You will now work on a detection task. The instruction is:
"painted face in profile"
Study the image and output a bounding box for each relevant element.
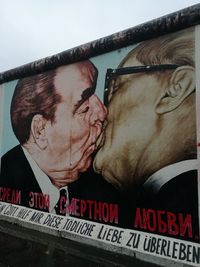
[93,57,164,191]
[45,61,107,185]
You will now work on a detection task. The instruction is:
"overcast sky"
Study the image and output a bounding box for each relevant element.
[0,0,199,72]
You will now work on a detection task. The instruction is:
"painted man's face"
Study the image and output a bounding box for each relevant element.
[94,58,164,191]
[45,61,107,185]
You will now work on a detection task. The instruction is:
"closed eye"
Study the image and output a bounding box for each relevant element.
[76,105,89,115]
[80,106,89,113]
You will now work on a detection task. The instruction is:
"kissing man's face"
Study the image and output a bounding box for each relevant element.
[45,61,107,187]
[94,58,163,190]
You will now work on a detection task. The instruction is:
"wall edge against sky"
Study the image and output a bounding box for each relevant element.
[0,4,200,84]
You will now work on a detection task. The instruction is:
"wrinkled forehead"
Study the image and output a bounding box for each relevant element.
[54,62,96,100]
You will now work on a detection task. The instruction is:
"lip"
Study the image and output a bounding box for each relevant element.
[85,143,95,155]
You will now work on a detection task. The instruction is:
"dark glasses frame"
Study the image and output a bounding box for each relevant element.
[104,64,181,106]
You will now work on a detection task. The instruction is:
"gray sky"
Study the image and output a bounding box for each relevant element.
[0,0,199,72]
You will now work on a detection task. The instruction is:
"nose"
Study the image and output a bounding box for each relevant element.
[89,95,107,124]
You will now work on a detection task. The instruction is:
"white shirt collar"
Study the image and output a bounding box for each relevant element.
[143,159,197,194]
[22,146,68,213]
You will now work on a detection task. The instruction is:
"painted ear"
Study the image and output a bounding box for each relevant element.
[156,66,195,114]
[31,114,48,150]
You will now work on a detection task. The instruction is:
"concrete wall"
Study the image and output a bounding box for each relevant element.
[0,4,200,267]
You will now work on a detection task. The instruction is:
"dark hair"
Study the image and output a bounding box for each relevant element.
[11,69,62,144]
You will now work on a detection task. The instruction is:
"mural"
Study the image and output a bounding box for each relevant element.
[93,27,199,243]
[0,27,199,262]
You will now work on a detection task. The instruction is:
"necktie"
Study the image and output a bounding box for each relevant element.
[55,189,67,215]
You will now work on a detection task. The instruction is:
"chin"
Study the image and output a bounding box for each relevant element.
[68,175,80,184]
[73,155,93,175]
[94,150,138,191]
[80,156,93,172]
[103,170,124,190]
[93,158,122,189]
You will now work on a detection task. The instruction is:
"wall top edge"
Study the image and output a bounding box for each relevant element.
[0,4,200,84]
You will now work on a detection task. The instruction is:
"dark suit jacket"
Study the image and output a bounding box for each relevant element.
[0,145,121,221]
[136,170,199,242]
[0,145,43,209]
[2,146,198,241]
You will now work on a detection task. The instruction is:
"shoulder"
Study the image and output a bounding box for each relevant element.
[158,170,198,208]
[160,170,197,195]
[137,169,198,210]
[0,145,31,187]
[2,145,24,162]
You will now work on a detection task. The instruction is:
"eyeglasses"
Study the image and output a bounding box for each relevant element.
[104,64,181,106]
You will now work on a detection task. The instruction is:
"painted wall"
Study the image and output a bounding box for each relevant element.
[0,26,199,266]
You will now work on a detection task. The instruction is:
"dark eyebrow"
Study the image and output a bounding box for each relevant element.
[73,86,95,114]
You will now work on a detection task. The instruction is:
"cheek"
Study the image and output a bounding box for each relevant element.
[95,105,143,162]
[47,122,71,150]
[105,117,134,155]
[71,119,89,140]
